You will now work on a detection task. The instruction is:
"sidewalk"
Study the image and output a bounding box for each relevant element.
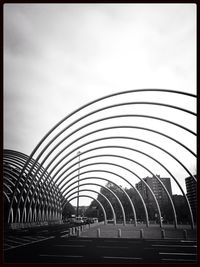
[79,223,197,240]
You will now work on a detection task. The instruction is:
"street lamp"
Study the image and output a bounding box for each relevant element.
[76,151,81,217]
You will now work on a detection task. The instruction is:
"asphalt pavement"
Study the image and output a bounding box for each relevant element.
[3,233,197,263]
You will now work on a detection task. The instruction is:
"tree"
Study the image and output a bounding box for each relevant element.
[62,202,75,220]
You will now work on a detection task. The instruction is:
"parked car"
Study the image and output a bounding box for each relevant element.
[74,217,84,224]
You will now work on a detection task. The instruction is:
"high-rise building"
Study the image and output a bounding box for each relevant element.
[185,175,196,222]
[135,175,172,205]
[135,175,172,220]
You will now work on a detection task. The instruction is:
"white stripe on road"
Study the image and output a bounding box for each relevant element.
[4,236,54,251]
[97,246,128,249]
[161,258,196,262]
[103,256,142,260]
[67,239,92,242]
[40,254,83,258]
[6,239,24,245]
[152,244,197,248]
[159,252,196,256]
[55,245,85,248]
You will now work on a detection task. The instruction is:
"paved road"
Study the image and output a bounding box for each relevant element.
[4,235,197,263]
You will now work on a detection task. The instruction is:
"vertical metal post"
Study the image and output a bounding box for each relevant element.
[76,151,81,217]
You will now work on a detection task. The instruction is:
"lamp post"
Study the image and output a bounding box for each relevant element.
[76,151,81,217]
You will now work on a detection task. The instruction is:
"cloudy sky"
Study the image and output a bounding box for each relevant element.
[4,4,196,206]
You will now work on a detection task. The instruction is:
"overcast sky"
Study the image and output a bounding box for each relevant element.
[4,4,196,206]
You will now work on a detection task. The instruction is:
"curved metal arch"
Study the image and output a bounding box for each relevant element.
[19,101,196,192]
[3,190,11,203]
[4,151,62,223]
[13,91,196,222]
[41,143,194,228]
[64,194,107,223]
[63,183,126,225]
[48,129,196,184]
[3,159,60,223]
[4,150,61,207]
[64,182,126,224]
[16,89,196,181]
[58,162,162,227]
[57,167,151,227]
[22,101,196,181]
[23,127,196,225]
[4,152,62,223]
[55,154,177,228]
[26,131,195,228]
[63,175,137,226]
[3,169,52,224]
[65,188,116,223]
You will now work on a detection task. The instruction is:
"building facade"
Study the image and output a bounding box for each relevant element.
[135,175,172,221]
[185,175,197,222]
[135,175,172,205]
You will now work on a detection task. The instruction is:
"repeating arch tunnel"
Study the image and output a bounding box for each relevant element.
[3,89,196,229]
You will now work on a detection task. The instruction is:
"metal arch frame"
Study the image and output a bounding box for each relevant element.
[3,165,60,223]
[3,157,57,210]
[29,152,149,227]
[63,181,127,225]
[59,163,162,227]
[65,188,116,224]
[63,176,137,226]
[64,194,107,223]
[3,158,61,224]
[17,102,196,192]
[3,151,62,223]
[27,133,195,228]
[55,155,177,228]
[41,126,196,183]
[8,90,196,224]
[12,91,196,222]
[45,134,196,189]
[19,111,196,220]
[4,150,62,209]
[22,128,196,225]
[39,143,194,228]
[58,167,151,227]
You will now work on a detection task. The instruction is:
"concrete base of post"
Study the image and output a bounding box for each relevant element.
[140,229,144,239]
[118,229,121,238]
[183,229,187,240]
[77,227,81,237]
[69,228,73,236]
[97,228,101,238]
[73,227,76,235]
[161,229,165,239]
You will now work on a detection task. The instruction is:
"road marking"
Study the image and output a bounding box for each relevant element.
[4,236,54,251]
[5,239,24,245]
[55,245,85,248]
[180,240,197,243]
[67,239,92,242]
[97,246,128,249]
[159,252,196,256]
[103,256,142,260]
[40,254,83,258]
[6,236,30,242]
[61,234,70,238]
[152,244,197,248]
[161,258,197,262]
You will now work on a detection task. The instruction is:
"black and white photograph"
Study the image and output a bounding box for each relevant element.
[3,3,197,264]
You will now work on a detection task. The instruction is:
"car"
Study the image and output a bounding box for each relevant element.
[74,217,84,224]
